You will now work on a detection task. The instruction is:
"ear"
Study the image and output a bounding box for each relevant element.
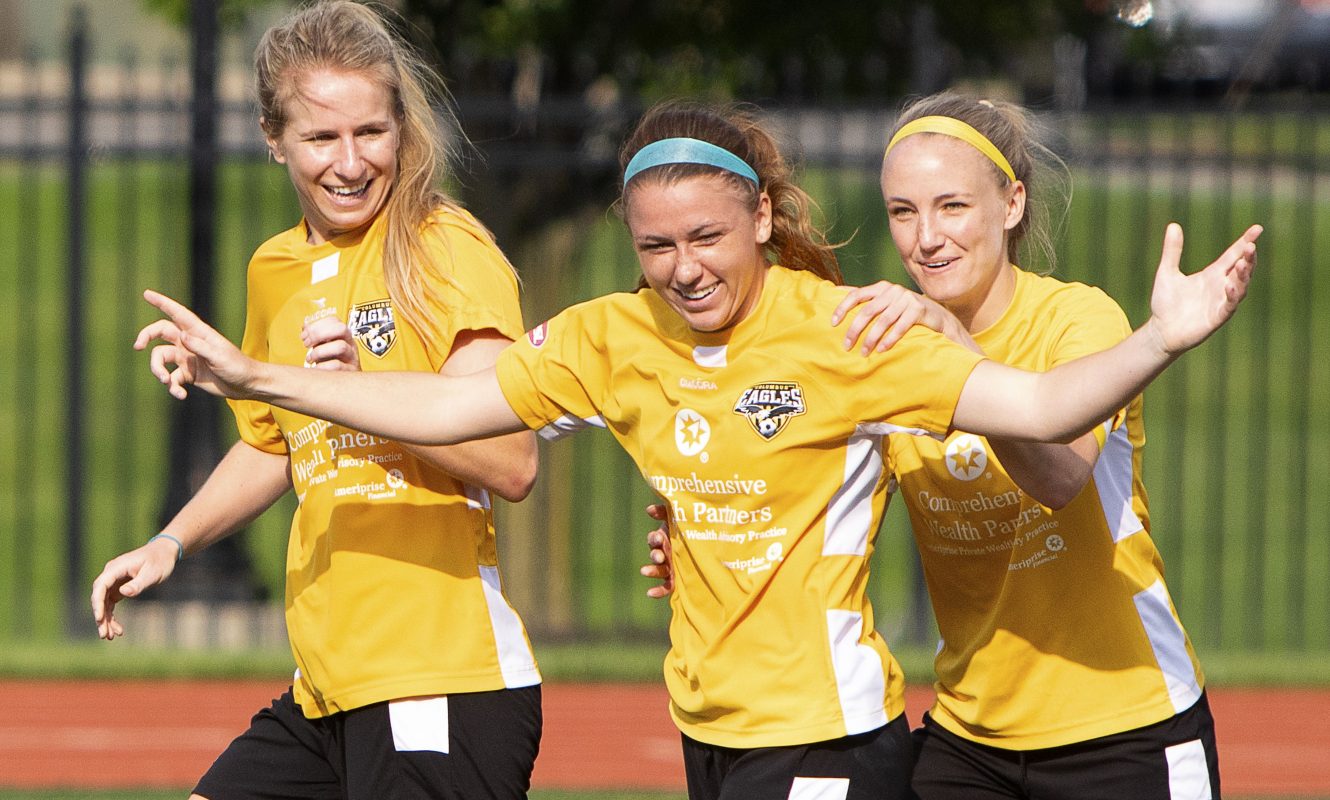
[1003,180,1026,232]
[260,117,286,164]
[754,191,773,245]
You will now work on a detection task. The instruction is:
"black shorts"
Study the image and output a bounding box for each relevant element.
[193,685,541,800]
[912,692,1220,800]
[681,714,915,800]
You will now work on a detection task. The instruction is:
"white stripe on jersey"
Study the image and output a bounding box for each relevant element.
[537,413,607,441]
[1093,422,1146,542]
[824,428,885,556]
[478,565,542,688]
[825,609,889,736]
[1133,580,1202,713]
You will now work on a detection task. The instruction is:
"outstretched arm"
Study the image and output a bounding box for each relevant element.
[137,290,528,446]
[953,223,1260,442]
[301,317,537,501]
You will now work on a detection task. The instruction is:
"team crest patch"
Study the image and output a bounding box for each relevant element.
[733,381,806,440]
[349,299,397,358]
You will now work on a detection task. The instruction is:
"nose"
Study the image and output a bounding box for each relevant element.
[916,212,944,254]
[333,135,365,180]
[674,245,703,285]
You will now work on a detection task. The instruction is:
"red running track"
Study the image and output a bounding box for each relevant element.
[0,680,1325,795]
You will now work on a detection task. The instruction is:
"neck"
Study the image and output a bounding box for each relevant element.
[949,261,1017,334]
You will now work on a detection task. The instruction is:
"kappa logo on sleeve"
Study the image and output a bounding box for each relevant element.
[733,381,806,440]
[349,299,397,358]
[527,322,549,348]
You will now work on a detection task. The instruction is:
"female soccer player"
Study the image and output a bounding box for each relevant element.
[832,93,1231,798]
[89,3,541,798]
[128,100,1257,800]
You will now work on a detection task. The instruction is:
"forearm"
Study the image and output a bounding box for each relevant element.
[954,320,1172,443]
[248,362,523,445]
[161,441,291,555]
[401,431,538,502]
[987,433,1099,509]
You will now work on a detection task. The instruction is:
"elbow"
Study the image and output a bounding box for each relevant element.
[492,444,538,503]
[1034,485,1078,511]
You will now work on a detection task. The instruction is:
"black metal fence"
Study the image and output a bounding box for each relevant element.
[3,16,1328,661]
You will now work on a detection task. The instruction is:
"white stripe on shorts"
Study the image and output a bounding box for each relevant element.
[1165,738,1213,799]
[788,776,850,800]
[388,695,450,754]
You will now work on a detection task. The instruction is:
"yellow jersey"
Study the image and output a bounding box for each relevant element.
[230,207,540,718]
[496,265,983,748]
[890,267,1205,749]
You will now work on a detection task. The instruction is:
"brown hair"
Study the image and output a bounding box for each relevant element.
[889,93,1069,273]
[255,0,509,350]
[617,100,843,285]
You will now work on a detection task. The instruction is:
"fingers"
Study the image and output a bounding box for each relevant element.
[645,503,668,521]
[143,289,206,332]
[1155,222,1185,281]
[134,319,183,351]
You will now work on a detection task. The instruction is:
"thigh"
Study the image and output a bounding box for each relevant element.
[699,716,915,800]
[193,688,344,800]
[911,714,1025,800]
[1026,694,1221,800]
[341,685,542,800]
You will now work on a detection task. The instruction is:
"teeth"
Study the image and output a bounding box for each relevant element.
[680,286,716,301]
[328,183,367,197]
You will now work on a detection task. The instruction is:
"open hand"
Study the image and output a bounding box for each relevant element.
[1148,223,1261,355]
[832,280,978,355]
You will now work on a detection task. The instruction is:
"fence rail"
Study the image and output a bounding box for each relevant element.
[2,43,1327,660]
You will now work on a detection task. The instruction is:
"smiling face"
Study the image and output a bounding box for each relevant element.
[881,134,1025,331]
[625,173,773,333]
[265,68,400,245]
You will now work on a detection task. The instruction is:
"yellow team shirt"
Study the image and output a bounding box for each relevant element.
[890,267,1205,749]
[496,265,984,748]
[229,207,540,718]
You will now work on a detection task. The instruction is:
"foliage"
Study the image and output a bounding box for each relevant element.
[400,0,1122,101]
[138,0,279,30]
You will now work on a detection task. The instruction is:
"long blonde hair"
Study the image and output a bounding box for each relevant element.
[890,93,1070,273]
[255,0,503,349]
[618,100,843,285]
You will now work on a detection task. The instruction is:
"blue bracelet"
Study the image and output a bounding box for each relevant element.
[149,533,184,562]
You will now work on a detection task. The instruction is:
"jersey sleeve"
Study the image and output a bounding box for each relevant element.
[493,303,607,439]
[418,210,525,367]
[830,324,986,438]
[227,258,288,456]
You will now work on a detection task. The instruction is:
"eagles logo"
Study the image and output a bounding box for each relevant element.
[349,299,397,358]
[733,381,806,440]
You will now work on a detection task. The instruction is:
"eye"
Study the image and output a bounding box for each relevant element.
[888,206,915,220]
[942,201,967,211]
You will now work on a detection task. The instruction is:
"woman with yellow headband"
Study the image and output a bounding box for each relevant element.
[830,92,1229,799]
[133,98,1255,800]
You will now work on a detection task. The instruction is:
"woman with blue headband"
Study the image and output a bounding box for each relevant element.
[828,92,1229,799]
[130,99,1256,800]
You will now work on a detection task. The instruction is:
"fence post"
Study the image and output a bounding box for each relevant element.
[151,0,260,606]
[64,4,88,638]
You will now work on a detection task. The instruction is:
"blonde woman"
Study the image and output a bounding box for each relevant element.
[90,3,540,798]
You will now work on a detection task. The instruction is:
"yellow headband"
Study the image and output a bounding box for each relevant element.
[885,115,1016,183]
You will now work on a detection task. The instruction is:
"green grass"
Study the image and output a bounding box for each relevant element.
[3,127,1330,671]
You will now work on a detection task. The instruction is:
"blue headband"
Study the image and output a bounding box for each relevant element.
[623,137,760,188]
